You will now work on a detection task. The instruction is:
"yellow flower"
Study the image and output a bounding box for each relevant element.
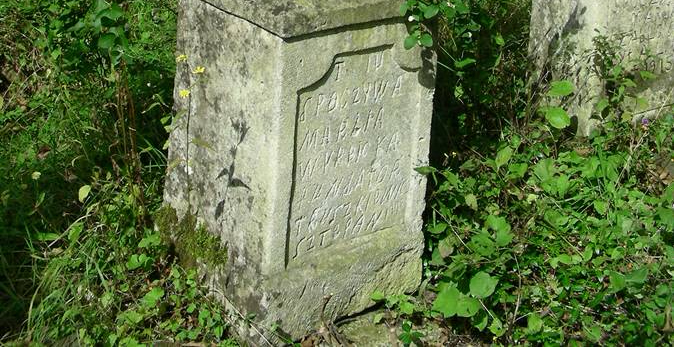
[176,54,187,62]
[192,66,205,74]
[179,89,190,98]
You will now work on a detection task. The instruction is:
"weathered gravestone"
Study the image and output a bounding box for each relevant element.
[161,0,435,342]
[530,0,674,135]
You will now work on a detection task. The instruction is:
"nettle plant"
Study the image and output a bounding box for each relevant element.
[417,51,674,346]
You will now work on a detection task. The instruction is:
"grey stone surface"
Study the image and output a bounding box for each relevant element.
[530,0,674,135]
[164,0,435,342]
[201,0,402,38]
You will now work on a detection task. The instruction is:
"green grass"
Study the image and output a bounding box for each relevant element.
[0,0,238,345]
[1,0,672,346]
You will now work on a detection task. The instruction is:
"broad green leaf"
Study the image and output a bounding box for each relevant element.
[464,193,478,210]
[432,286,460,318]
[420,33,433,47]
[489,316,506,336]
[609,271,626,293]
[625,267,649,284]
[370,291,385,302]
[456,296,481,317]
[404,35,417,50]
[527,313,544,334]
[547,80,575,97]
[469,233,496,257]
[542,107,571,129]
[473,310,489,331]
[495,147,513,170]
[455,58,476,69]
[423,5,440,18]
[469,272,498,299]
[494,34,505,46]
[68,222,83,243]
[97,33,117,50]
[142,287,165,307]
[123,310,144,325]
[78,185,91,203]
[485,215,511,234]
[399,300,415,315]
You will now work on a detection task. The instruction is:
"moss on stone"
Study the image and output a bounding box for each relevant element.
[155,205,227,269]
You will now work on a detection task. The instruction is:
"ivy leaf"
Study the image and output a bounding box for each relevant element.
[542,107,571,129]
[547,80,575,97]
[432,286,460,318]
[469,272,498,299]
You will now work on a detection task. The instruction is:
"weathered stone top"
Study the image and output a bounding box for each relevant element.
[202,0,402,38]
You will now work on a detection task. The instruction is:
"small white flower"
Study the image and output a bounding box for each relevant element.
[408,15,415,22]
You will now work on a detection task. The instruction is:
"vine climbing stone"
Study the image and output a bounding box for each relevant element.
[163,0,435,342]
[529,0,674,135]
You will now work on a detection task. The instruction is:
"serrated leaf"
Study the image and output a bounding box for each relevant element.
[542,107,571,129]
[432,286,459,318]
[469,272,498,299]
[78,185,91,203]
[547,80,575,97]
[527,313,544,334]
[465,194,478,210]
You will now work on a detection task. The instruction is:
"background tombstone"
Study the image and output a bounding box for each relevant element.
[529,0,674,135]
[162,0,435,342]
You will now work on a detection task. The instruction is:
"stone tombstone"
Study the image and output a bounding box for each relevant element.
[163,0,435,341]
[530,0,674,135]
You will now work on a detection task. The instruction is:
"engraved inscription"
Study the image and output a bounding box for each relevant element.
[609,0,674,74]
[288,48,416,263]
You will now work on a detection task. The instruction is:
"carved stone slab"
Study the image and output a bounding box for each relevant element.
[530,0,674,135]
[164,0,435,341]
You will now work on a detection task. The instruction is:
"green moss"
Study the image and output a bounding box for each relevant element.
[155,205,227,269]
